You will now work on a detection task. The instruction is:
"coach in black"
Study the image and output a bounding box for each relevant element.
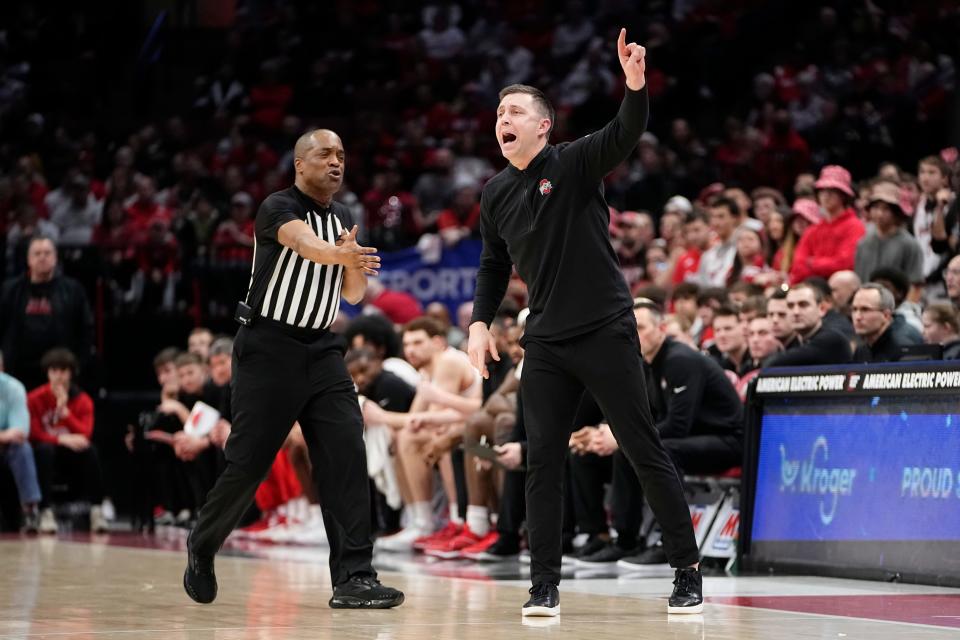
[183,129,403,609]
[467,30,701,616]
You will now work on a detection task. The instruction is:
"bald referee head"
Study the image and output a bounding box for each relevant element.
[294,129,344,204]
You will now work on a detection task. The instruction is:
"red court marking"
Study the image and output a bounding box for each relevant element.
[707,594,960,629]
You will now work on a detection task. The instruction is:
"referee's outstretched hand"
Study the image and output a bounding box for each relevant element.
[336,225,380,276]
[617,28,646,91]
[467,321,500,380]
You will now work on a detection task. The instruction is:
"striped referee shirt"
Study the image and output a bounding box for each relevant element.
[245,186,352,330]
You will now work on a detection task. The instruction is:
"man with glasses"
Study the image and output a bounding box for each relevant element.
[851,283,915,362]
[767,283,852,367]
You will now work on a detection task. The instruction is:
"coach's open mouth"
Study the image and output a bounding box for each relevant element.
[501,132,517,145]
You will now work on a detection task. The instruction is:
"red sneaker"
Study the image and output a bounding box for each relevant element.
[460,531,501,560]
[413,522,461,552]
[425,526,486,559]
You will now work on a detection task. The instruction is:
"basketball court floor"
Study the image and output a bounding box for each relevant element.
[2,531,959,639]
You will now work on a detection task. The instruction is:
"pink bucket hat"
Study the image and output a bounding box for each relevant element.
[814,165,855,197]
[790,198,821,225]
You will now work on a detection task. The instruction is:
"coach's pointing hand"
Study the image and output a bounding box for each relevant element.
[617,28,646,91]
[337,225,380,275]
[467,321,500,380]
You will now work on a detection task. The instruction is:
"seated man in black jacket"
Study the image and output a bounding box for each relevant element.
[767,283,852,367]
[575,301,743,568]
[851,283,920,362]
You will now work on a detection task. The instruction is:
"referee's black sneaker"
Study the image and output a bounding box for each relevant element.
[183,533,217,604]
[522,582,560,617]
[329,575,405,609]
[667,566,703,614]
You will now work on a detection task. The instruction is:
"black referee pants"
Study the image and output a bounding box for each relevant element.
[521,311,699,586]
[190,320,374,586]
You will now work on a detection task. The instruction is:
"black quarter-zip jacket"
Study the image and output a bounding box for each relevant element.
[471,87,649,342]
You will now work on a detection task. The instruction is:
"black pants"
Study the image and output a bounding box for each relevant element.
[33,442,104,507]
[190,320,374,586]
[521,311,699,585]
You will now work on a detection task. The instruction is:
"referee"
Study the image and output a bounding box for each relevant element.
[467,30,701,616]
[183,129,403,609]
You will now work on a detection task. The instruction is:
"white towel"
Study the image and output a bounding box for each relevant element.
[364,421,402,510]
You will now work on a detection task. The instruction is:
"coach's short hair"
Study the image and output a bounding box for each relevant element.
[498,84,555,139]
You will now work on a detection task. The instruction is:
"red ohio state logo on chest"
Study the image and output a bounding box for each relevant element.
[538,179,553,195]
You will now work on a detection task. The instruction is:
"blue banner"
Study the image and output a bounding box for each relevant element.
[341,239,482,318]
[752,411,960,541]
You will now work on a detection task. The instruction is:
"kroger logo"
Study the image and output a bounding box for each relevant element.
[779,436,857,525]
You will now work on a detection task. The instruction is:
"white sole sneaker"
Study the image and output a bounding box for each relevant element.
[667,602,704,614]
[522,605,560,617]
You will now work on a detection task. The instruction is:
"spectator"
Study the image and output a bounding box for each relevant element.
[670,282,700,340]
[868,268,924,341]
[363,169,423,251]
[916,156,954,282]
[697,196,740,287]
[828,270,861,317]
[712,306,753,376]
[803,277,855,340]
[765,206,785,265]
[212,192,255,265]
[361,279,423,325]
[767,283,852,366]
[789,165,865,283]
[184,191,221,259]
[855,181,924,284]
[125,176,172,232]
[419,9,466,60]
[615,211,654,292]
[945,255,960,307]
[774,199,818,274]
[747,315,781,366]
[5,204,59,276]
[437,185,480,247]
[413,149,457,229]
[27,348,105,533]
[922,303,960,359]
[0,236,94,389]
[188,327,214,361]
[851,283,919,363]
[134,217,180,313]
[750,187,785,227]
[672,209,710,285]
[696,287,727,351]
[729,222,773,286]
[767,289,797,350]
[0,351,45,533]
[425,302,465,349]
[47,175,103,246]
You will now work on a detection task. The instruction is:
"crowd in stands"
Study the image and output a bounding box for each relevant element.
[1,2,960,563]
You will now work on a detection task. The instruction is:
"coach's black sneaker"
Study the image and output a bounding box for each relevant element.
[329,575,405,609]
[183,534,217,604]
[522,582,560,617]
[668,566,703,614]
